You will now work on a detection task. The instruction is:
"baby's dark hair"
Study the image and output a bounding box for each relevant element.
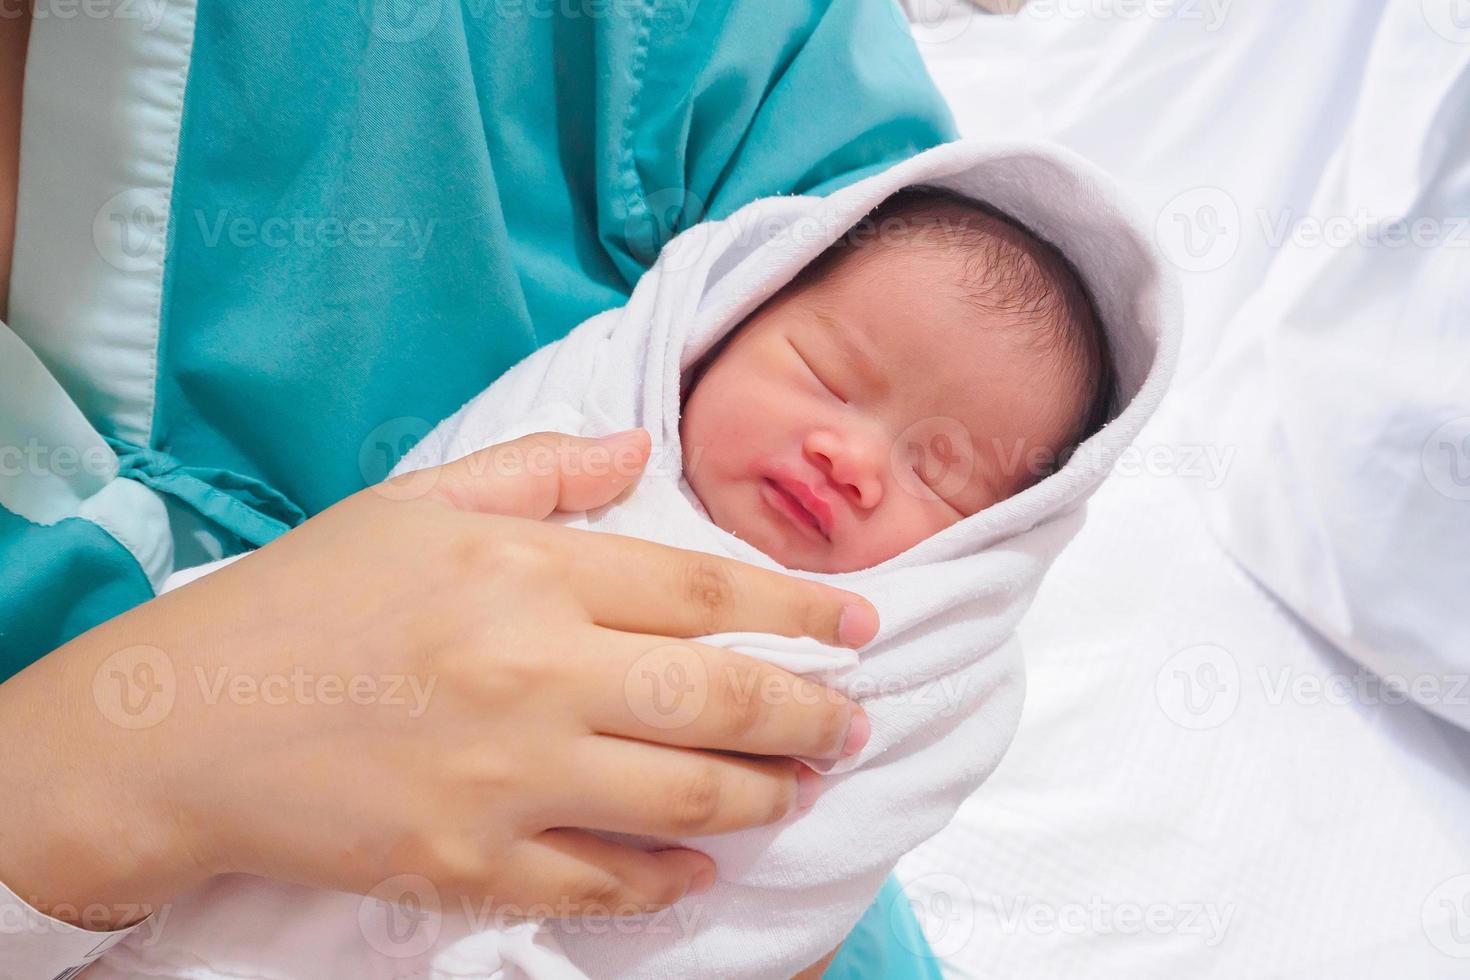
[792,186,1118,464]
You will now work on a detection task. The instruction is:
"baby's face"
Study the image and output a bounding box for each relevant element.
[680,244,1078,573]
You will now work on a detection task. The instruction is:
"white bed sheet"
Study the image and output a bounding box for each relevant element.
[893,1,1470,976]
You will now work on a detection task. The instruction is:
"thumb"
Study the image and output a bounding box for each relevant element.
[424,429,652,519]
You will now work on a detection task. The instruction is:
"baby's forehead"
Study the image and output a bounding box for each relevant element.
[795,238,1091,422]
[798,250,1030,391]
[806,206,1099,384]
[845,215,1062,307]
[804,239,1012,348]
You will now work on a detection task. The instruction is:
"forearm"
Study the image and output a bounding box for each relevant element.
[0,611,203,929]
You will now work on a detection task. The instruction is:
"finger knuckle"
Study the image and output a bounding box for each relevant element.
[713,671,768,742]
[768,767,800,825]
[401,833,484,890]
[814,700,849,756]
[443,748,517,795]
[464,529,561,582]
[573,869,629,914]
[667,765,724,834]
[483,640,554,683]
[684,558,736,631]
[642,875,684,911]
[797,590,836,642]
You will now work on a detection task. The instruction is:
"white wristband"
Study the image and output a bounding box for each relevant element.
[0,878,143,980]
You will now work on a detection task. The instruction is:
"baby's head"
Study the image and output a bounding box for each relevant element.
[680,187,1116,573]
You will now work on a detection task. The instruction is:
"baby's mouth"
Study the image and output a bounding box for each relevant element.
[761,477,831,542]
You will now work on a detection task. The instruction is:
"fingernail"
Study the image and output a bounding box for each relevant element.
[837,601,878,648]
[841,706,871,758]
[796,764,822,810]
[601,428,647,445]
[687,866,716,897]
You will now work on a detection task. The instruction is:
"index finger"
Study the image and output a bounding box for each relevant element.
[544,525,879,648]
[587,628,868,761]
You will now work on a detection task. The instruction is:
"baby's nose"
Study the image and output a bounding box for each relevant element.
[806,429,885,511]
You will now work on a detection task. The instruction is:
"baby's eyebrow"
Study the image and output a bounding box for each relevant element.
[811,309,890,398]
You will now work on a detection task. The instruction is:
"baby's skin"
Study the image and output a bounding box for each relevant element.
[681,200,1103,574]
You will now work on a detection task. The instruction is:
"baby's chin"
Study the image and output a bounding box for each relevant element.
[751,520,907,574]
[728,511,874,575]
[693,482,820,571]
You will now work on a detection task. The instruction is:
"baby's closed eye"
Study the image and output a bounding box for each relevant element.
[790,340,847,403]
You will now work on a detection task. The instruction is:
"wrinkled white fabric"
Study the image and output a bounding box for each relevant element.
[914,0,1470,732]
[92,138,1178,980]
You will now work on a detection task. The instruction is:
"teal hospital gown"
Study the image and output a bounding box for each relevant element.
[0,2,956,974]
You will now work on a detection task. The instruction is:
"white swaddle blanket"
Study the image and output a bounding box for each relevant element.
[95,139,1177,980]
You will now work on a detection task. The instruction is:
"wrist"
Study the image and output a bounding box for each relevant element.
[0,624,211,929]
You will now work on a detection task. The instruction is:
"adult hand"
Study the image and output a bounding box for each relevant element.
[0,430,876,929]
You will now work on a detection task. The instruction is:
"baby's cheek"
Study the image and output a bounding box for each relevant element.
[688,405,749,475]
[854,497,955,568]
[683,381,765,494]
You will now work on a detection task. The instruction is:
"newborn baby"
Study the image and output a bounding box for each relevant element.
[681,187,1116,572]
[98,144,1175,980]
